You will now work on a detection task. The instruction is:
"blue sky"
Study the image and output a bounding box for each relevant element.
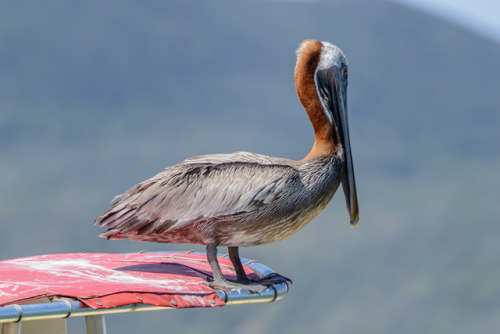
[273,0,500,43]
[393,0,500,43]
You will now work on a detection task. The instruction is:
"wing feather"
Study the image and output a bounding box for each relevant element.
[95,152,300,236]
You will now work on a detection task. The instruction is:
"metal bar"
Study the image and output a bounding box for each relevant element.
[85,315,106,334]
[1,323,21,334]
[0,252,289,324]
[0,281,287,324]
[0,302,169,323]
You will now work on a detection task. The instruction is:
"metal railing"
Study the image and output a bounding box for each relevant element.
[0,252,289,334]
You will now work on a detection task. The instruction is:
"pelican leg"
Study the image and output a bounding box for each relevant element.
[228,246,251,283]
[228,246,292,285]
[206,243,227,284]
[206,243,266,292]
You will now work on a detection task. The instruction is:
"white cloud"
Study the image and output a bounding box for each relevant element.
[392,0,500,42]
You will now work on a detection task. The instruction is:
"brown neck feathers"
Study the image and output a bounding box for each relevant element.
[295,40,337,161]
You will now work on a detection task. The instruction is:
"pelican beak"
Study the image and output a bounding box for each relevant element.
[334,70,359,226]
[317,66,359,226]
[338,94,359,226]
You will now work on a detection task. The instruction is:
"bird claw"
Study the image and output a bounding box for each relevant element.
[251,273,292,285]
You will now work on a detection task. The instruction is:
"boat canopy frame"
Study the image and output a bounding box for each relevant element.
[0,251,289,334]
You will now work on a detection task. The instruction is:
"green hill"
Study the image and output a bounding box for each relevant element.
[0,0,499,333]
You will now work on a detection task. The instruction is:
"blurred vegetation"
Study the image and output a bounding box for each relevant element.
[1,0,499,333]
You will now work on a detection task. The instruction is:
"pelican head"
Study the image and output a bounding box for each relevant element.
[296,40,359,226]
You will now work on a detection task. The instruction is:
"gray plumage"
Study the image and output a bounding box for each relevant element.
[96,151,344,247]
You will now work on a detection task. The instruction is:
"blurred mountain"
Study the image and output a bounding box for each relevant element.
[1,0,499,333]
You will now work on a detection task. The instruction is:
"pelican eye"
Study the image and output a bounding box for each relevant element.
[342,68,348,77]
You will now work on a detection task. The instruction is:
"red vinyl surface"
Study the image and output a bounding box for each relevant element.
[0,252,256,309]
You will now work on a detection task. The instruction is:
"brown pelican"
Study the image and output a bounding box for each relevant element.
[95,40,359,291]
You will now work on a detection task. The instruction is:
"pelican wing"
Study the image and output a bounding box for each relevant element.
[95,152,300,235]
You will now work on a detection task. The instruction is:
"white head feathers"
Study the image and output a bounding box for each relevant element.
[296,40,347,70]
[318,41,347,70]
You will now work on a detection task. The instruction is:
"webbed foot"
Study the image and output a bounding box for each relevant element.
[250,272,292,285]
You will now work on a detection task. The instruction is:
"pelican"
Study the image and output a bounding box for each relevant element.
[95,40,359,291]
